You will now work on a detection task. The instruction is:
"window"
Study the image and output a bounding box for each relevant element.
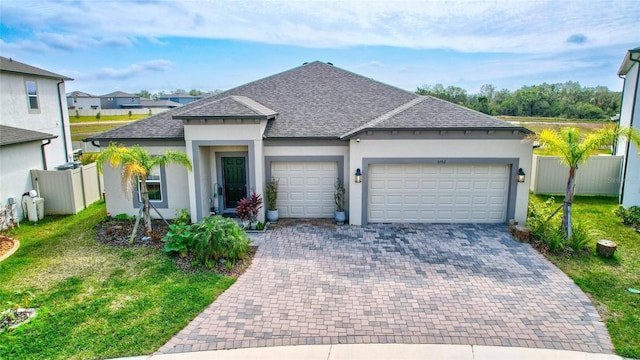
[26,80,39,110]
[138,167,162,202]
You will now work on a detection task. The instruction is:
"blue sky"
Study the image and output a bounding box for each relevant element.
[1,0,638,96]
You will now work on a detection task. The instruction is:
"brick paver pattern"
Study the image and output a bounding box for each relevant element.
[159,220,613,354]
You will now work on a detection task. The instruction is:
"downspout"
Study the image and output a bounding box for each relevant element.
[619,51,640,204]
[41,138,52,170]
[57,80,70,162]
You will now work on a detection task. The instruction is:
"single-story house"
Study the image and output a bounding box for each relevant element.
[616,47,640,207]
[87,61,533,225]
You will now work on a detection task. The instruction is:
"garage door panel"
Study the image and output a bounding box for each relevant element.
[272,161,337,218]
[368,163,509,224]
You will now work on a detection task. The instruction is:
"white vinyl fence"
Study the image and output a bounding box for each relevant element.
[530,155,622,195]
[30,162,103,215]
[71,108,170,117]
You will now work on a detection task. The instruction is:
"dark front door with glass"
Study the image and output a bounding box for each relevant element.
[223,157,246,209]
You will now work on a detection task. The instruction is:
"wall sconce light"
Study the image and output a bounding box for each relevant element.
[355,168,362,183]
[517,168,526,183]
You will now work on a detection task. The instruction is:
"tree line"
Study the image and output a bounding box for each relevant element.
[135,89,223,100]
[415,82,621,120]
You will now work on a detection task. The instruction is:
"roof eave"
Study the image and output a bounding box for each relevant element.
[0,69,73,81]
[618,49,640,76]
[174,115,273,120]
[341,126,532,139]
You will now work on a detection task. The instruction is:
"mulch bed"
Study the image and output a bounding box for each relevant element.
[95,218,256,277]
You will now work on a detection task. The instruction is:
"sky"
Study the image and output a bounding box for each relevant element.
[1,0,638,96]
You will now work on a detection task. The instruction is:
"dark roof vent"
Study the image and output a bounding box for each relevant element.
[327,62,333,66]
[302,62,308,65]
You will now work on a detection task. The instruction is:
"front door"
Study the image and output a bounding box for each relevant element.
[223,157,246,209]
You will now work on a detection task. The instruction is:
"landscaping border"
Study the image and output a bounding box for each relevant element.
[0,235,19,262]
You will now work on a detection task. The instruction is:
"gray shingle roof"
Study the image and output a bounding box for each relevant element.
[140,99,182,108]
[87,61,525,142]
[67,91,98,98]
[0,56,72,80]
[0,125,57,146]
[101,91,137,98]
[174,96,277,118]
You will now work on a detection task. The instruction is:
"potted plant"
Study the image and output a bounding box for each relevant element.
[334,178,346,224]
[236,192,263,229]
[266,177,279,222]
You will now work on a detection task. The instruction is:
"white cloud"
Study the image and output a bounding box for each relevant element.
[95,60,175,80]
[1,0,638,54]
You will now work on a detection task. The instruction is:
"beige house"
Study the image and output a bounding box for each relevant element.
[88,62,533,225]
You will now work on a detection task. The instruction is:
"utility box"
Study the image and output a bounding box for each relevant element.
[26,197,45,222]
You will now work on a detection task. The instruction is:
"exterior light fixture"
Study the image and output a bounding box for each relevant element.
[355,168,362,183]
[517,168,526,183]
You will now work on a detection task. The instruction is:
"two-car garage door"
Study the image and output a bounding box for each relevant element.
[271,161,337,218]
[368,163,509,223]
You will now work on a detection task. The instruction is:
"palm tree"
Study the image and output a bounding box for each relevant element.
[97,144,192,235]
[528,124,640,239]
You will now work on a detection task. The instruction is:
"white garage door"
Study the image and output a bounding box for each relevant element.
[271,161,337,218]
[368,163,509,223]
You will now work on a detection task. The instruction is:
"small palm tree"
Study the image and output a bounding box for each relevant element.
[97,144,192,234]
[527,124,640,239]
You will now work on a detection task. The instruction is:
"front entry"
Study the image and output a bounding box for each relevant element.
[223,157,246,209]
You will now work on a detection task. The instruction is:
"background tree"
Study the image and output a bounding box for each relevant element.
[136,90,151,99]
[527,125,640,239]
[97,144,192,237]
[416,81,621,119]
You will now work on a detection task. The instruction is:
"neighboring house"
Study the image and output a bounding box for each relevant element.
[158,93,204,105]
[100,91,141,109]
[140,98,182,109]
[67,91,100,110]
[0,56,73,219]
[616,47,640,207]
[87,61,533,225]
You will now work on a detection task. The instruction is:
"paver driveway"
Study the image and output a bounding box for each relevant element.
[159,220,613,354]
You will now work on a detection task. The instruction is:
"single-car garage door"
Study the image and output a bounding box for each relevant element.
[368,163,509,223]
[271,161,337,218]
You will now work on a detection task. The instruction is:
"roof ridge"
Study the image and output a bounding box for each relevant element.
[340,97,428,138]
[230,95,276,116]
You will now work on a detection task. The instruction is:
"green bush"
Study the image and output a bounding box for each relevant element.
[174,208,191,225]
[79,152,99,165]
[192,216,250,267]
[614,205,640,228]
[96,112,101,120]
[162,222,195,257]
[527,197,593,254]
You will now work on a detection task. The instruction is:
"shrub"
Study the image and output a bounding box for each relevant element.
[236,193,263,224]
[266,178,279,211]
[162,222,195,257]
[192,216,250,267]
[75,110,80,118]
[79,152,100,165]
[174,208,191,225]
[570,220,592,253]
[614,205,640,228]
[527,198,594,254]
[334,178,345,212]
[96,112,101,120]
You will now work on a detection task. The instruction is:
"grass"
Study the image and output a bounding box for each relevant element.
[0,201,235,359]
[496,117,612,155]
[69,115,148,123]
[71,124,131,141]
[530,195,640,358]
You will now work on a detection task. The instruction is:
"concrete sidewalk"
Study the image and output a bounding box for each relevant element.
[113,344,623,360]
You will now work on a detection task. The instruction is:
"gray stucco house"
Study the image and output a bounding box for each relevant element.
[88,61,533,225]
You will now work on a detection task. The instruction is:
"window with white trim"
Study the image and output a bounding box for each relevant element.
[139,167,162,202]
[26,80,39,111]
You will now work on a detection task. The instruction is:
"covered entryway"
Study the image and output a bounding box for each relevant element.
[271,161,337,218]
[368,163,509,223]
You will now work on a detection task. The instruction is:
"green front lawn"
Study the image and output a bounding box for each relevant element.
[530,195,640,358]
[0,202,235,359]
[69,115,148,123]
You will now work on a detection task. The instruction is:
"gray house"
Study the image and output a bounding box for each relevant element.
[100,91,141,109]
[67,91,100,110]
[158,93,205,105]
[89,61,533,225]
